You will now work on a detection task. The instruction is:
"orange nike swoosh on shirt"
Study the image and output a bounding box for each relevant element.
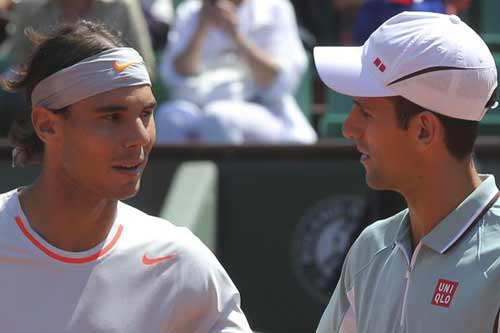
[142,253,177,266]
[113,61,138,72]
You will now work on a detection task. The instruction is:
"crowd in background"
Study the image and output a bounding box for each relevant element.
[0,0,478,144]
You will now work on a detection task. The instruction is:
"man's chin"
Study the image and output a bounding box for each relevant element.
[112,180,142,201]
[365,173,386,191]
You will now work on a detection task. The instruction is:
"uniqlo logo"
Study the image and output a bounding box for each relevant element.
[373,57,386,72]
[431,279,459,308]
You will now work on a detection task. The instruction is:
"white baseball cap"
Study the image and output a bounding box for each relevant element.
[314,11,498,121]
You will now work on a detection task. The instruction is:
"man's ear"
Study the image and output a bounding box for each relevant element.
[411,111,442,150]
[31,107,61,144]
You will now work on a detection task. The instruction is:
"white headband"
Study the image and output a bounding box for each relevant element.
[31,47,151,109]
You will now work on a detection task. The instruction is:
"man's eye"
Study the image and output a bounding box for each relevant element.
[360,109,371,118]
[141,110,153,119]
[104,113,121,121]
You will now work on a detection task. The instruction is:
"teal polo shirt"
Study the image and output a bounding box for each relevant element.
[317,174,500,333]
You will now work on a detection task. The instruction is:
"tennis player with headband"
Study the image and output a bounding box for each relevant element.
[0,21,252,332]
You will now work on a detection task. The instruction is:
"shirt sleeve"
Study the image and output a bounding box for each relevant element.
[252,0,308,102]
[172,229,253,333]
[205,251,253,333]
[495,310,499,333]
[316,251,358,333]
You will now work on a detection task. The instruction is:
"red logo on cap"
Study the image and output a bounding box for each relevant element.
[431,279,459,308]
[373,57,386,72]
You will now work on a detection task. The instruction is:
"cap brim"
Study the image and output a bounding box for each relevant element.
[314,46,396,97]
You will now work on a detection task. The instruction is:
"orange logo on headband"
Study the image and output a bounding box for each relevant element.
[113,61,138,72]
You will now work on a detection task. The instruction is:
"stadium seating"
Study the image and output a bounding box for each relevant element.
[318,90,352,138]
[479,51,500,135]
[295,54,314,120]
[480,0,500,51]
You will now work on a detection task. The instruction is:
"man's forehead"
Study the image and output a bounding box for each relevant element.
[353,96,392,106]
[77,85,155,109]
[98,85,153,99]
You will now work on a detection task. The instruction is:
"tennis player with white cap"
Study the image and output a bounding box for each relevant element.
[0,21,252,332]
[314,11,500,333]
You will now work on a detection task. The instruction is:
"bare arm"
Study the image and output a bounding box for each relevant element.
[173,0,279,86]
[233,32,279,88]
[210,0,279,88]
[173,2,212,76]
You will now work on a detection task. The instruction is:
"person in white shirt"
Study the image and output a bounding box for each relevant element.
[155,0,317,144]
[0,20,253,332]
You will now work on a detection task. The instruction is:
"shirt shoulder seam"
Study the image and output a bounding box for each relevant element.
[346,244,392,290]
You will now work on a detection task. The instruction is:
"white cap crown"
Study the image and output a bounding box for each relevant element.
[314,11,498,121]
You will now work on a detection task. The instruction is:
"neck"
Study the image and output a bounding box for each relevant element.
[18,171,117,252]
[401,158,481,247]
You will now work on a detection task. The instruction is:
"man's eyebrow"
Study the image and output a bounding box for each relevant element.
[94,105,128,113]
[94,101,156,113]
[145,101,157,109]
[353,99,366,109]
[352,99,372,110]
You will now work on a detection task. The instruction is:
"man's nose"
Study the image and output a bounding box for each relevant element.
[342,106,362,140]
[125,117,152,148]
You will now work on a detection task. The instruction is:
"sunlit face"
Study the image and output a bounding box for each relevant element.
[342,97,418,191]
[54,85,156,200]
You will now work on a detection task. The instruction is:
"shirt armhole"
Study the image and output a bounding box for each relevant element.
[339,287,358,333]
[494,309,499,333]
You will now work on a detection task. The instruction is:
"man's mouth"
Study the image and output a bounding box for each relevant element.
[357,146,370,162]
[112,147,148,175]
[113,160,145,173]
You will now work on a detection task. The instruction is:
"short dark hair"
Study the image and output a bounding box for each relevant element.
[2,20,125,166]
[390,96,479,160]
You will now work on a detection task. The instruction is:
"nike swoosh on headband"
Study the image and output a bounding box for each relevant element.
[113,61,138,72]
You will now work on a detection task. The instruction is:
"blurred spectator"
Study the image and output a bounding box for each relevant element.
[329,0,472,46]
[155,0,317,144]
[290,0,341,46]
[0,0,12,47]
[5,0,155,75]
[140,0,173,51]
[352,0,446,44]
[0,0,15,137]
[445,0,471,15]
[330,0,364,45]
